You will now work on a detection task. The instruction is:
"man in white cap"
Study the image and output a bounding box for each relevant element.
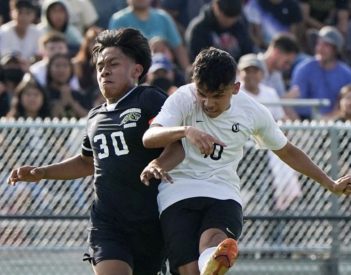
[291,25,351,120]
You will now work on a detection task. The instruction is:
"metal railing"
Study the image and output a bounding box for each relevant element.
[0,118,350,274]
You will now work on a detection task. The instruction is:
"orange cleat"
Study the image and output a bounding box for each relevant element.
[201,238,238,275]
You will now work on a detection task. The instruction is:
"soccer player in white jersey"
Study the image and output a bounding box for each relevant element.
[140,47,351,275]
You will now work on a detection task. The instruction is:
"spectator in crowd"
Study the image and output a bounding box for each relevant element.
[238,53,287,120]
[7,73,51,119]
[0,67,11,117]
[91,0,127,29]
[38,0,83,56]
[185,0,254,62]
[30,31,80,91]
[244,0,303,51]
[72,26,102,108]
[140,47,351,274]
[237,53,301,211]
[64,0,98,35]
[299,0,349,36]
[0,53,27,106]
[146,53,178,95]
[108,0,191,74]
[291,26,351,120]
[258,33,300,97]
[299,0,350,58]
[0,0,11,26]
[149,36,186,88]
[334,84,351,122]
[257,33,301,120]
[45,53,88,118]
[0,0,41,62]
[7,28,171,275]
[159,0,211,35]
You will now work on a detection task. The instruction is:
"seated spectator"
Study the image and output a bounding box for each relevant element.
[149,36,186,87]
[185,0,254,62]
[45,53,88,118]
[334,84,351,122]
[30,31,80,91]
[244,0,303,50]
[0,0,41,62]
[299,0,351,56]
[238,53,287,120]
[146,53,178,95]
[108,0,191,74]
[257,33,302,120]
[299,0,349,37]
[7,73,51,119]
[0,53,27,104]
[0,0,10,26]
[65,0,98,35]
[91,0,127,29]
[38,0,83,56]
[0,66,11,117]
[159,0,211,35]
[291,26,351,120]
[72,26,102,108]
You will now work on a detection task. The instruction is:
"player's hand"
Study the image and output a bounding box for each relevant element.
[332,175,351,195]
[185,126,226,155]
[7,166,45,186]
[140,160,173,186]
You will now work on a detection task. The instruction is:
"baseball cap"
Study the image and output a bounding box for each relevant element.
[318,26,344,52]
[149,53,173,73]
[238,54,264,71]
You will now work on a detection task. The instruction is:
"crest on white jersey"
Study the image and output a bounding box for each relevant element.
[232,122,240,133]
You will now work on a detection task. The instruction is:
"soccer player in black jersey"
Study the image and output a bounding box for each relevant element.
[8,28,172,275]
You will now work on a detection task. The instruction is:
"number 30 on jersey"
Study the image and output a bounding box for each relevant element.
[94,132,129,159]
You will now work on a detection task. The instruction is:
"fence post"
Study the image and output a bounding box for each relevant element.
[321,126,340,275]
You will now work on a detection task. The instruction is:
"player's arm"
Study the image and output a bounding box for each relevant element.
[143,124,226,155]
[273,142,351,195]
[7,154,94,186]
[141,141,185,186]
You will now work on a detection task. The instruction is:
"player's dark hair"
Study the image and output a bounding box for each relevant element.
[192,47,237,92]
[271,33,299,54]
[92,28,151,83]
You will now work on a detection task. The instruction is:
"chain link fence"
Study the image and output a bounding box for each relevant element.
[0,118,350,274]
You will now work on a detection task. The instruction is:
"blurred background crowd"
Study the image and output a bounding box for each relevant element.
[0,0,351,122]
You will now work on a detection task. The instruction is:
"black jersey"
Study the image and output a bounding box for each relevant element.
[82,86,167,223]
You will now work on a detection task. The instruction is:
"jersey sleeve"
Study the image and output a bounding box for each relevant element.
[139,86,168,123]
[81,134,93,157]
[252,103,288,150]
[152,85,194,127]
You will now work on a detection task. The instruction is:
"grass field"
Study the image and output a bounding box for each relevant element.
[1,249,351,275]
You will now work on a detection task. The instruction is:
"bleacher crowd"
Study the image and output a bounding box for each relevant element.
[0,0,351,122]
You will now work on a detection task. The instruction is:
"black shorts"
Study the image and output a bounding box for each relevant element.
[160,197,243,272]
[84,204,164,275]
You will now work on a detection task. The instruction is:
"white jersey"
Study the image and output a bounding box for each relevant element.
[152,83,288,214]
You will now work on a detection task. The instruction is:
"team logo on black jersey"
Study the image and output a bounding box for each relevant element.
[232,122,240,132]
[120,108,141,128]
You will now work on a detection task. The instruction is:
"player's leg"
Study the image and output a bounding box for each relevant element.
[84,207,136,275]
[160,198,205,275]
[92,260,132,275]
[131,218,165,275]
[198,199,243,275]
